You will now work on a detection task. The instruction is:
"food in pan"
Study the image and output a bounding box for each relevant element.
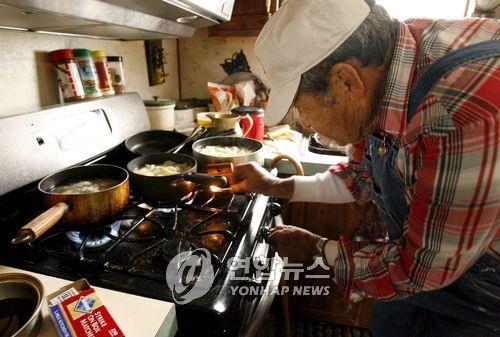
[134,160,192,176]
[197,145,254,157]
[50,178,119,194]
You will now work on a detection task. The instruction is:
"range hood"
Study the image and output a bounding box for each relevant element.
[0,0,234,40]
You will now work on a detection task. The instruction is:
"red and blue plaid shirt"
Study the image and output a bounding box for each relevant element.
[332,18,500,300]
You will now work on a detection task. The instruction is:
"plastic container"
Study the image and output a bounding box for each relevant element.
[181,98,210,120]
[144,96,176,131]
[73,49,102,98]
[49,49,86,102]
[91,50,115,96]
[196,112,213,128]
[106,56,125,94]
[174,104,195,129]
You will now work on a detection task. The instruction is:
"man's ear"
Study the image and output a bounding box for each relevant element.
[329,62,365,99]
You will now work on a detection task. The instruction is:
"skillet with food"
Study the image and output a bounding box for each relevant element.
[127,153,227,204]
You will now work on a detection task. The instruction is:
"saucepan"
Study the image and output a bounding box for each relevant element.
[127,153,229,203]
[11,165,129,244]
[0,273,45,337]
[192,136,265,172]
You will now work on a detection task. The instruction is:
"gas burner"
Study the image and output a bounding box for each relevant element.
[65,222,121,248]
[109,207,181,242]
[155,239,192,266]
[191,190,233,209]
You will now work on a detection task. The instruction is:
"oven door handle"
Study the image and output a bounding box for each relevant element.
[239,252,284,337]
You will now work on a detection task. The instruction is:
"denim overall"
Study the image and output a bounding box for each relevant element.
[367,40,500,337]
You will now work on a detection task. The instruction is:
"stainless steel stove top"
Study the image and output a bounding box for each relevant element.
[0,94,281,337]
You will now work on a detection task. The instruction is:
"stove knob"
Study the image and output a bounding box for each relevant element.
[269,202,282,218]
[261,226,271,240]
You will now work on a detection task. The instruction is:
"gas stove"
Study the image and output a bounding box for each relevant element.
[0,94,282,337]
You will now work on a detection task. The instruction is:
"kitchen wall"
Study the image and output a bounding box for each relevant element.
[178,28,266,100]
[0,30,179,116]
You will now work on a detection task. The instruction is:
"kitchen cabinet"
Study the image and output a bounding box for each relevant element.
[281,200,385,328]
[209,0,280,37]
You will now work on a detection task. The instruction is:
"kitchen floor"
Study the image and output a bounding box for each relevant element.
[263,311,372,337]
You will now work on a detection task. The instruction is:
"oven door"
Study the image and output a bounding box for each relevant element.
[238,215,284,337]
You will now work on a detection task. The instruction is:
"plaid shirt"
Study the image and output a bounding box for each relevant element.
[331,18,500,300]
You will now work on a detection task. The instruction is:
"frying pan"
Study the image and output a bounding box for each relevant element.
[11,165,129,244]
[125,130,188,155]
[127,153,228,204]
[125,127,234,156]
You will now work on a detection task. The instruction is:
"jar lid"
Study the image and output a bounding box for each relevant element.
[107,56,123,62]
[144,96,176,107]
[232,106,265,115]
[73,49,92,57]
[91,50,107,58]
[49,49,75,63]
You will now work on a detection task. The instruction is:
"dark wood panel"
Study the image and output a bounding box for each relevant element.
[209,14,269,37]
[281,201,384,328]
[209,0,280,37]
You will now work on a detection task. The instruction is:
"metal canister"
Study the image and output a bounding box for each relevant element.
[232,106,265,141]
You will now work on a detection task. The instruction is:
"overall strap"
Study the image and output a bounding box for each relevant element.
[407,40,500,123]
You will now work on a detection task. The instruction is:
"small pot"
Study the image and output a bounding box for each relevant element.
[192,136,264,172]
[127,153,197,203]
[0,273,44,337]
[12,165,129,244]
[207,113,253,137]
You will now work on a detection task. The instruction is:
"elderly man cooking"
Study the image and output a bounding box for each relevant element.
[230,0,500,336]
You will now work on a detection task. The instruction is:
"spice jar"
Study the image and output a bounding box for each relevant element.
[106,56,125,94]
[49,49,86,102]
[91,50,115,96]
[73,49,102,98]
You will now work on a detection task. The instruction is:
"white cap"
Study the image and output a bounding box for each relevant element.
[255,0,371,126]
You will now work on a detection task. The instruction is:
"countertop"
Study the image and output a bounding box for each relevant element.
[263,132,348,176]
[0,265,177,337]
[180,126,348,175]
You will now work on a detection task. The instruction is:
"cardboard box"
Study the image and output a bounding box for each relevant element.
[47,279,125,337]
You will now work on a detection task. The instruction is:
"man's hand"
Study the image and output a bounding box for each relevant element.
[267,225,322,262]
[230,162,294,198]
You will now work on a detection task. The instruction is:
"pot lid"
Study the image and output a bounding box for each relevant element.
[174,104,193,110]
[232,106,264,115]
[144,96,176,107]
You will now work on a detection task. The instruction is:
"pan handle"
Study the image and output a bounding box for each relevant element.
[182,172,228,188]
[269,154,304,176]
[11,202,69,245]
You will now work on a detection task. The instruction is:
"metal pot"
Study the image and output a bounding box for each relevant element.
[206,113,252,137]
[192,136,264,172]
[12,165,129,244]
[127,153,197,203]
[0,273,44,337]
